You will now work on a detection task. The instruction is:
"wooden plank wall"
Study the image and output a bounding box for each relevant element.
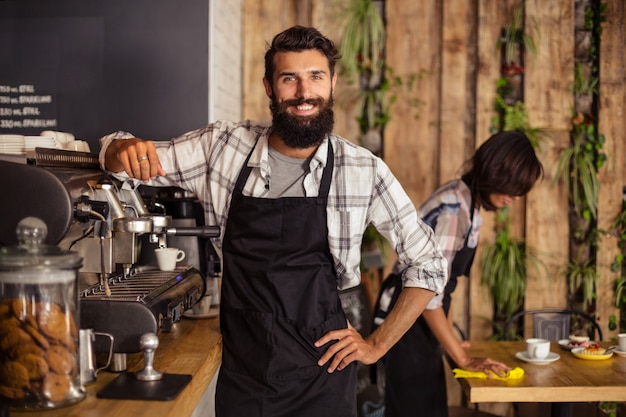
[242,0,626,342]
[438,0,477,337]
[597,0,625,337]
[523,0,572,334]
[469,0,519,341]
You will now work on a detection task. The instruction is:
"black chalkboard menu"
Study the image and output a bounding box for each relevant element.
[0,0,208,150]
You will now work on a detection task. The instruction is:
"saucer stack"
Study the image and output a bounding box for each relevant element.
[0,134,25,155]
[24,135,58,151]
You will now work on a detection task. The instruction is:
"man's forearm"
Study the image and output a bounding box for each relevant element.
[366,287,435,358]
[423,307,471,367]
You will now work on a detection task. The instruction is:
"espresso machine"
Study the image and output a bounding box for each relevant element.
[0,148,220,371]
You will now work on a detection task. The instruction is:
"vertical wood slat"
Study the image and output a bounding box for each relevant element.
[385,0,441,208]
[440,0,474,183]
[469,0,513,341]
[440,0,475,339]
[523,0,573,326]
[597,0,625,340]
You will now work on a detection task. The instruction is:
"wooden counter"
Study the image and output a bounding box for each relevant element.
[12,316,222,417]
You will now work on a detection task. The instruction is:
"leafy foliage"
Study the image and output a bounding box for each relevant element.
[554,112,605,220]
[565,257,598,310]
[490,78,549,148]
[481,207,546,319]
[339,0,385,82]
[572,62,599,97]
[494,2,538,65]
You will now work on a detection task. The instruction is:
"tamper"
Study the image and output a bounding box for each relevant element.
[135,332,164,381]
[97,331,191,401]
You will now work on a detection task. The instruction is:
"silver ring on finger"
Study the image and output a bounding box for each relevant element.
[138,156,149,162]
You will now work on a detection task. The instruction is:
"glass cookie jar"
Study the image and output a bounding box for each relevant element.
[0,217,85,410]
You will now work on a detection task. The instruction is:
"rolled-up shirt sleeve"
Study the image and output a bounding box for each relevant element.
[369,162,448,296]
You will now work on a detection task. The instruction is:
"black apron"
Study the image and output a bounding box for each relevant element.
[384,204,476,417]
[216,143,357,417]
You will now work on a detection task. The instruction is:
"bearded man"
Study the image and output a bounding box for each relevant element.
[100,26,446,417]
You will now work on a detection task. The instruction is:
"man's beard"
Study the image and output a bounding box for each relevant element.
[270,94,335,149]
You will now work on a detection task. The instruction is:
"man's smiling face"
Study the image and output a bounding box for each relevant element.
[264,50,337,149]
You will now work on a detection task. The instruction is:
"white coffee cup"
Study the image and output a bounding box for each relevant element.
[154,247,185,271]
[618,333,626,352]
[192,293,213,315]
[526,338,550,359]
[66,140,90,152]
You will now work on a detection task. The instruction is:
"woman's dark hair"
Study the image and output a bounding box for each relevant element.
[264,26,340,87]
[461,131,543,211]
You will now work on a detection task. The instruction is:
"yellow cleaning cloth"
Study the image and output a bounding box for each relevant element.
[452,367,524,380]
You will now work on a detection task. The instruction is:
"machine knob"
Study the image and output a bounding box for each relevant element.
[134,332,163,381]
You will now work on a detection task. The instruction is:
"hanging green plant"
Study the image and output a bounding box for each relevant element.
[481,207,546,320]
[490,87,548,148]
[339,0,385,83]
[494,2,539,65]
[554,112,605,220]
[572,62,599,97]
[565,256,598,310]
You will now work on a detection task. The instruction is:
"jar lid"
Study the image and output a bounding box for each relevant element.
[0,217,82,271]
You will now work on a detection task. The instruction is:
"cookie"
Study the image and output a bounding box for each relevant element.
[46,344,75,375]
[10,298,37,327]
[0,384,25,400]
[0,325,33,351]
[36,302,69,343]
[42,373,70,402]
[0,361,30,389]
[7,341,44,360]
[0,315,22,334]
[23,322,51,350]
[17,352,50,380]
[0,300,11,318]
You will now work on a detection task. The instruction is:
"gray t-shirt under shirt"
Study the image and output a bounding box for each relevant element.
[267,146,310,198]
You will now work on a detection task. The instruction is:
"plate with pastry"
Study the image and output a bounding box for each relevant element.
[571,346,614,360]
[558,335,595,351]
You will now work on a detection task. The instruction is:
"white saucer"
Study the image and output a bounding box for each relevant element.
[183,306,219,319]
[612,348,626,357]
[515,351,560,364]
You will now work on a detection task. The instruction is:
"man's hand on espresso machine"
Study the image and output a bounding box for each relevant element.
[105,138,166,182]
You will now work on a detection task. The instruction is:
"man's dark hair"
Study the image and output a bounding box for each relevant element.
[264,26,340,87]
[461,131,543,211]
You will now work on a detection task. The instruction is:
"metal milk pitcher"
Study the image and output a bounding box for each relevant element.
[79,328,114,386]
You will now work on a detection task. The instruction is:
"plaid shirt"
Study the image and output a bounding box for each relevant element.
[99,119,447,293]
[416,179,482,309]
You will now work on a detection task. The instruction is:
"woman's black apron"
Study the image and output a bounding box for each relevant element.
[384,206,476,417]
[216,144,357,417]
